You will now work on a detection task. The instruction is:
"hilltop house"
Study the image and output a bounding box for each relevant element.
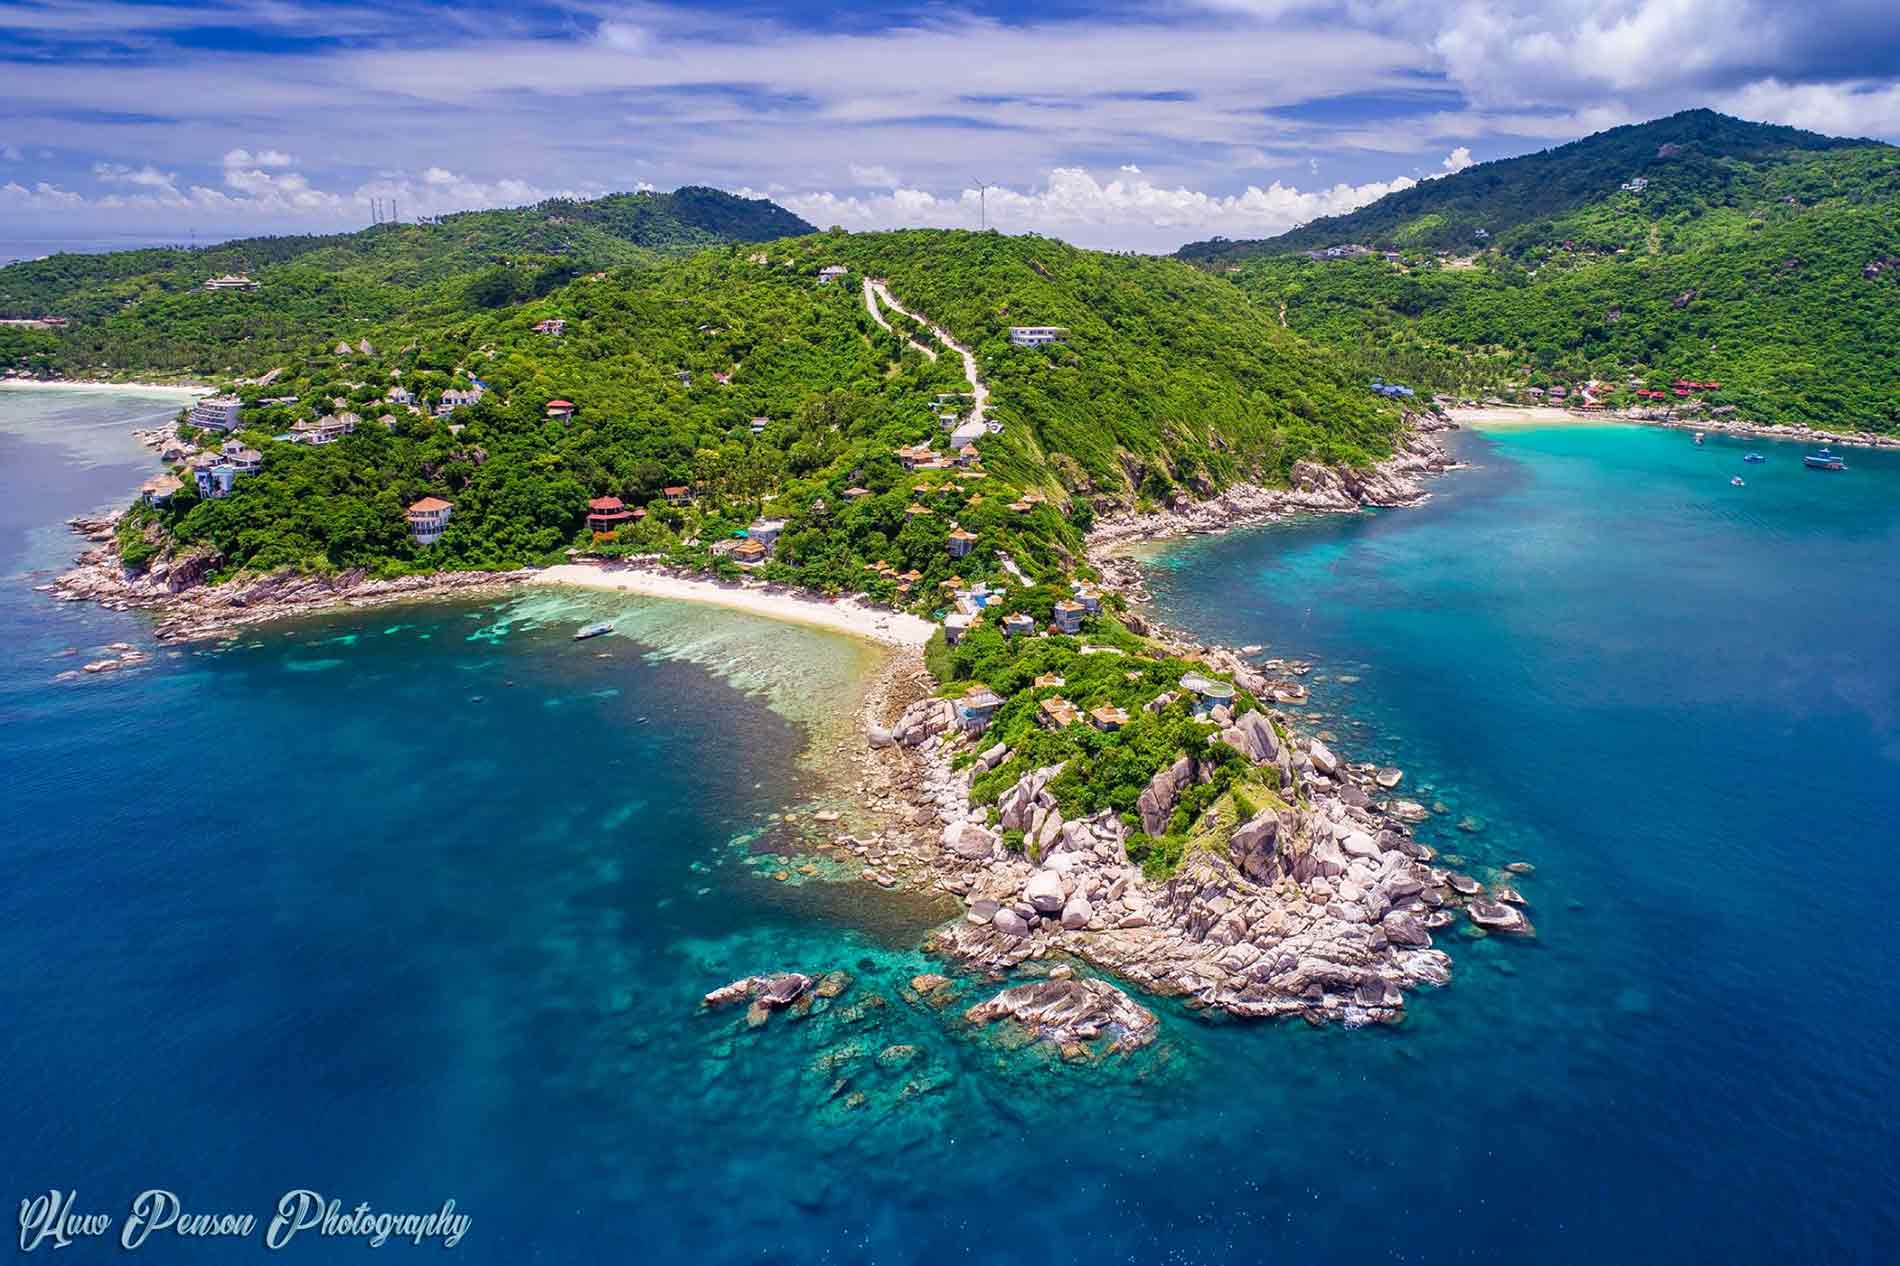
[1088,703,1130,733]
[203,274,258,292]
[407,497,454,545]
[1008,326,1067,347]
[817,265,849,284]
[140,473,183,506]
[188,396,243,432]
[947,526,978,558]
[545,400,576,420]
[533,319,566,336]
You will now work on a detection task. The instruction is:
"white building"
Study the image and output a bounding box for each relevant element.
[747,518,785,548]
[193,463,237,499]
[817,265,849,284]
[950,420,987,449]
[407,497,454,546]
[188,396,243,432]
[1008,326,1067,347]
[436,387,484,415]
[203,274,258,292]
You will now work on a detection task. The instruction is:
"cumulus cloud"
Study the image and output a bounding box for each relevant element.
[781,166,1418,252]
[223,147,296,169]
[1439,146,1475,175]
[848,163,901,188]
[1,180,86,209]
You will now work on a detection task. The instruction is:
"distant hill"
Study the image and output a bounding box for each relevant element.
[1174,112,1900,428]
[0,187,815,374]
[1177,110,1882,264]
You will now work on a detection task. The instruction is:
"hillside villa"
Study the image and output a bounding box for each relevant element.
[947,527,978,558]
[406,497,454,546]
[140,473,183,506]
[1008,326,1068,347]
[1088,703,1131,732]
[188,396,244,432]
[955,685,1005,732]
[545,400,576,420]
[1053,599,1086,634]
[586,496,636,535]
[1038,696,1080,729]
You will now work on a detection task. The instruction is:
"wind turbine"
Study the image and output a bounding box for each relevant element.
[968,178,994,231]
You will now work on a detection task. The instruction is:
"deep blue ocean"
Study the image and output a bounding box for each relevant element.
[3,392,1895,1263]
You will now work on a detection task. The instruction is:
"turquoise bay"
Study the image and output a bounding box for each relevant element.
[2,393,1895,1262]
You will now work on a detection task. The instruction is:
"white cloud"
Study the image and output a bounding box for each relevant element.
[0,180,87,209]
[848,163,901,188]
[1718,78,1900,138]
[782,166,1417,251]
[223,147,296,169]
[1439,145,1475,175]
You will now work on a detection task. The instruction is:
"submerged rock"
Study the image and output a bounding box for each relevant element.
[703,972,814,1012]
[964,977,1158,1053]
[1467,901,1533,935]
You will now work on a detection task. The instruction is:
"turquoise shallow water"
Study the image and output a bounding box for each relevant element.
[2,398,1895,1262]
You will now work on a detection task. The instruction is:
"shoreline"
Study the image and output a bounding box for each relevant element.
[0,377,210,400]
[533,563,935,649]
[1453,402,1900,451]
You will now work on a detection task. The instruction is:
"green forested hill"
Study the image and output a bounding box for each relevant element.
[0,187,814,374]
[1173,112,1900,427]
[104,230,1403,596]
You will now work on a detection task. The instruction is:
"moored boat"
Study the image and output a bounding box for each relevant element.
[574,621,615,640]
[1803,449,1846,471]
[1730,476,1745,487]
[1743,452,1765,463]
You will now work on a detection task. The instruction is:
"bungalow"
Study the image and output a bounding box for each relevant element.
[731,539,768,566]
[1008,326,1067,347]
[956,684,1005,732]
[1074,586,1102,614]
[436,387,483,415]
[905,503,933,519]
[1033,672,1065,689]
[193,463,237,499]
[386,386,414,405]
[1002,612,1036,638]
[947,526,978,558]
[747,518,785,548]
[956,444,980,468]
[1179,671,1237,717]
[842,486,871,500]
[942,612,973,645]
[749,416,770,436]
[897,444,939,471]
[203,274,258,291]
[1038,696,1081,729]
[817,265,849,285]
[407,496,454,546]
[1052,599,1086,634]
[545,400,576,420]
[533,319,566,336]
[220,442,263,474]
[587,496,635,534]
[140,473,183,506]
[664,485,693,506]
[187,395,244,432]
[1088,703,1131,733]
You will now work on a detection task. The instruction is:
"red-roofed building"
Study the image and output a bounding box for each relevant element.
[407,497,454,545]
[587,496,635,534]
[546,400,575,419]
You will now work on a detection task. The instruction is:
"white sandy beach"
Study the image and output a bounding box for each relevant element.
[1450,404,1613,427]
[533,564,937,649]
[0,379,208,400]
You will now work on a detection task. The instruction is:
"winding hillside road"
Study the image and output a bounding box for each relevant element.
[864,278,989,427]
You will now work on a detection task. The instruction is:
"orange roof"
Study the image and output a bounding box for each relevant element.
[588,496,625,511]
[408,496,453,513]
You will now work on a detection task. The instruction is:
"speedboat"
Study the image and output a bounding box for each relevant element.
[574,621,614,640]
[1803,449,1846,471]
[1743,452,1765,463]
[1730,476,1745,487]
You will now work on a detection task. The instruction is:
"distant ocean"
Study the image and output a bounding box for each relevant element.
[0,236,191,266]
[2,392,1895,1263]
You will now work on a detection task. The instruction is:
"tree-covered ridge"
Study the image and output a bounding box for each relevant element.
[823,230,1404,495]
[110,230,1404,601]
[0,187,815,374]
[1177,109,1883,264]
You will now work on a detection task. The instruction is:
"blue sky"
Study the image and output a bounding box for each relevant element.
[3,0,1899,251]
